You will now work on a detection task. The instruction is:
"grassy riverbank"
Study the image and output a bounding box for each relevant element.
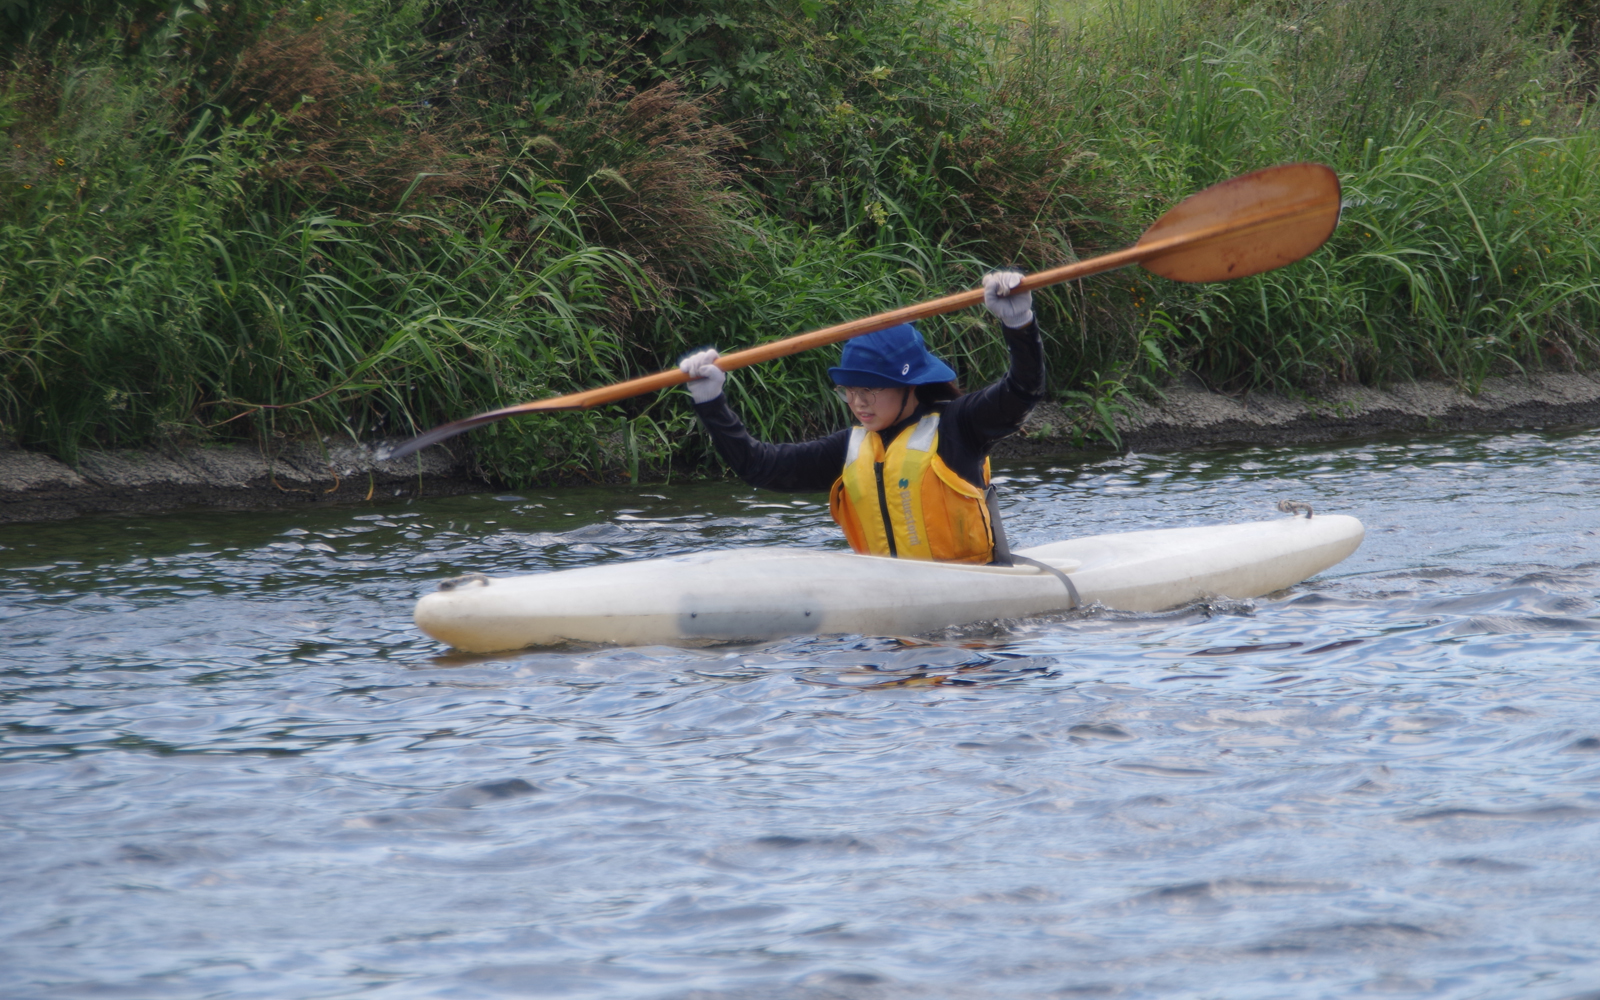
[3,0,1598,483]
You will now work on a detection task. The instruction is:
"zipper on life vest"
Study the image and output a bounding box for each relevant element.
[873,461,898,557]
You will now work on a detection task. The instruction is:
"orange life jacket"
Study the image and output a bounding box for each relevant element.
[828,412,995,564]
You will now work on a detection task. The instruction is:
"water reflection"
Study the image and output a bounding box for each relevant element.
[4,429,1600,998]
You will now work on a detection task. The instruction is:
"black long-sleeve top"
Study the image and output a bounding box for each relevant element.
[692,322,1046,492]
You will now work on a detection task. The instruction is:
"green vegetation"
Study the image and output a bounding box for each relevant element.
[3,0,1597,481]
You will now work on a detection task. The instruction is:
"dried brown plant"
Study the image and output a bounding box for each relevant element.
[221,15,495,208]
[528,78,742,277]
[939,124,1103,268]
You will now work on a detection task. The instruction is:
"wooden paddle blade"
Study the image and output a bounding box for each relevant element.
[382,406,529,460]
[383,369,694,459]
[1136,162,1341,283]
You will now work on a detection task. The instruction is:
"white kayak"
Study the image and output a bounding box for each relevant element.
[413,514,1364,652]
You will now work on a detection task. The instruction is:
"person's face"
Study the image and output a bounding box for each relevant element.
[836,386,913,433]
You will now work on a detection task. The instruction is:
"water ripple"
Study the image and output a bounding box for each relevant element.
[4,430,1600,998]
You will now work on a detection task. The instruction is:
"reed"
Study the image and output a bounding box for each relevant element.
[988,0,1600,398]
[3,0,1597,483]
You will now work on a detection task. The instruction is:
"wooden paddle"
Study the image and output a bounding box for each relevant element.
[385,162,1340,459]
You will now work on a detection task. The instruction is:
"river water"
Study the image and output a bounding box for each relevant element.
[4,429,1600,999]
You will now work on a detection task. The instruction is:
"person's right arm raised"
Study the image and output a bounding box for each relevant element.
[679,349,849,493]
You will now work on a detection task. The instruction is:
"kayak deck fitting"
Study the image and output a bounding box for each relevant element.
[414,514,1364,653]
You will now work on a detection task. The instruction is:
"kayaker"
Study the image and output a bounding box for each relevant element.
[679,270,1044,565]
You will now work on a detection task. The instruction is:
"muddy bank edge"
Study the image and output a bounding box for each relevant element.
[994,370,1600,461]
[7,371,1600,523]
[0,438,482,524]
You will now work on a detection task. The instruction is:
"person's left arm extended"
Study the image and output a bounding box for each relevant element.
[946,271,1048,449]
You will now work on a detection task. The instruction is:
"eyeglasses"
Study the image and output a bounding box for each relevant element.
[833,386,891,405]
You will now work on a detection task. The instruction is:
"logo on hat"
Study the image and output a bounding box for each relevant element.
[828,323,957,387]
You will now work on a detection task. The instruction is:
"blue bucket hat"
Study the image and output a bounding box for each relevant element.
[828,323,957,387]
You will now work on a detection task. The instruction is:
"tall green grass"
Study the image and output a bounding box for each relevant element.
[988,0,1600,401]
[0,92,646,468]
[0,24,1000,481]
[3,0,1598,482]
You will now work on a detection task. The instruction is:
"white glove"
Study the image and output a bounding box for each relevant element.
[678,347,725,403]
[982,270,1033,328]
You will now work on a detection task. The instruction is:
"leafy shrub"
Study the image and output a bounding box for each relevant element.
[3,0,1599,480]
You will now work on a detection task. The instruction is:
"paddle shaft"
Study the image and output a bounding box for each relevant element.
[529,190,1330,411]
[383,165,1337,458]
